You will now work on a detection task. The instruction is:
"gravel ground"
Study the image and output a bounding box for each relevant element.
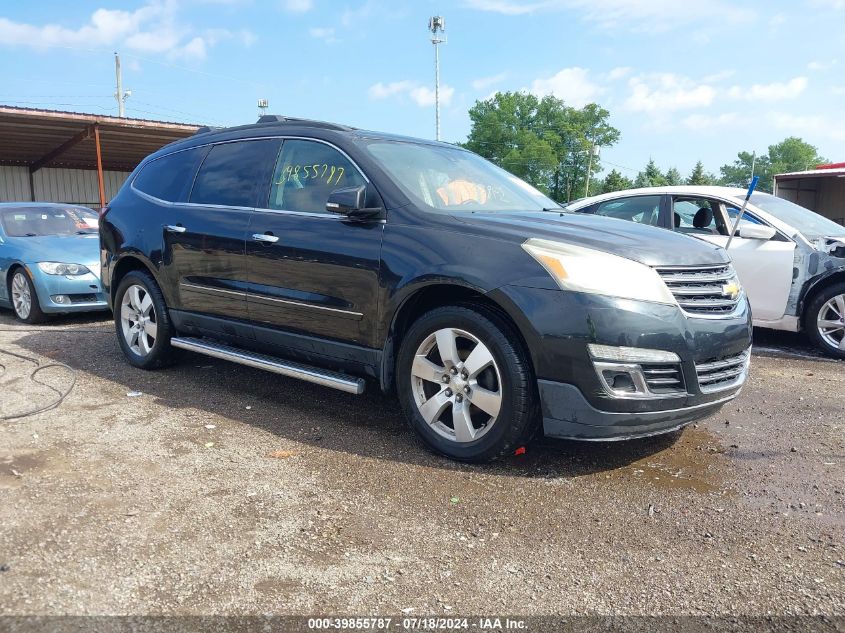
[0,310,843,617]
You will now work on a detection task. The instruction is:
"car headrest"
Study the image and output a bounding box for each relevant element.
[693,207,713,229]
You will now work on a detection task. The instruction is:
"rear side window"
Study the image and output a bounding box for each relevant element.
[133,147,207,203]
[190,140,281,208]
[269,140,365,214]
[592,196,662,226]
[673,198,728,235]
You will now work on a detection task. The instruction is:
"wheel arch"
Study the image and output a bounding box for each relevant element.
[799,267,845,325]
[379,282,536,393]
[109,254,167,307]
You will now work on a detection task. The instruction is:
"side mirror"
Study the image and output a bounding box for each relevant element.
[738,223,777,240]
[326,185,365,214]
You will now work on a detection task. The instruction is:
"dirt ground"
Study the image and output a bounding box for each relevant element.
[0,311,842,617]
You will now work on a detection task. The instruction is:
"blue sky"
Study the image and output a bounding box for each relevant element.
[1,0,844,178]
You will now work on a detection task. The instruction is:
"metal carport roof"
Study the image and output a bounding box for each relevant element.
[0,105,201,206]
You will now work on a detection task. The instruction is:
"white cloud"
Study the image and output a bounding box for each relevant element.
[624,73,715,113]
[309,26,337,42]
[530,67,604,107]
[369,80,454,107]
[727,77,807,101]
[606,66,632,81]
[282,0,313,13]
[767,112,845,141]
[808,59,837,71]
[682,112,742,131]
[369,80,416,99]
[462,0,544,15]
[0,1,250,61]
[463,0,754,30]
[471,72,507,91]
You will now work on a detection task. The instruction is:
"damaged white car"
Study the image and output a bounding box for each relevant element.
[567,186,845,358]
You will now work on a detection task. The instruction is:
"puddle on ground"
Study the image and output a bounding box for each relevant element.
[608,426,729,494]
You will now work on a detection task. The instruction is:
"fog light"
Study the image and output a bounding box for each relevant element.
[603,370,636,393]
[51,294,70,304]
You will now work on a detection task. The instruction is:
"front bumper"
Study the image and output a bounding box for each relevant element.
[488,285,753,440]
[538,380,739,440]
[30,268,109,314]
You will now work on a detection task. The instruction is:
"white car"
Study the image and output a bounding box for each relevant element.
[566,186,845,358]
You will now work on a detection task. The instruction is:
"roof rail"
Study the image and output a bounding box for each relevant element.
[194,125,222,135]
[256,114,353,131]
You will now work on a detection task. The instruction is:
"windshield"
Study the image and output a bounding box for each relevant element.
[0,206,98,237]
[743,193,845,238]
[364,141,561,213]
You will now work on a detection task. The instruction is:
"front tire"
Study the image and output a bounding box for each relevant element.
[396,305,539,462]
[114,270,177,369]
[10,269,46,324]
[805,282,845,359]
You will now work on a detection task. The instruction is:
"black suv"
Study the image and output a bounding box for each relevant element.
[101,116,753,462]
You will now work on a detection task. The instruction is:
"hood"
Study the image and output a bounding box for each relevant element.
[453,212,729,267]
[16,234,101,268]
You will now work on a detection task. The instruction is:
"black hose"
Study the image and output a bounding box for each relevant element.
[0,344,78,421]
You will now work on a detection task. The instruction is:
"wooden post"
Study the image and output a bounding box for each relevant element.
[93,123,106,209]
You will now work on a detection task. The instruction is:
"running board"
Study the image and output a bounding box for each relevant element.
[170,337,365,395]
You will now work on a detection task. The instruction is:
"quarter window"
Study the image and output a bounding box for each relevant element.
[190,140,281,208]
[592,196,662,226]
[269,140,365,214]
[133,147,207,203]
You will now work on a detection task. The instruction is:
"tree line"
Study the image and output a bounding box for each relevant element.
[463,91,829,203]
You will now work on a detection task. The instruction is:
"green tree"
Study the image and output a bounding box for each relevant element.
[600,168,634,193]
[665,167,683,186]
[463,91,621,203]
[687,160,717,186]
[719,138,827,192]
[719,151,769,190]
[633,158,666,188]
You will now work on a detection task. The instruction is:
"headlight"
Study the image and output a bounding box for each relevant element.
[37,262,91,276]
[522,238,676,305]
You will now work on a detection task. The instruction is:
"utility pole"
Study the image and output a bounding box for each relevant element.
[584,143,599,197]
[428,16,446,141]
[114,52,130,117]
[750,150,756,182]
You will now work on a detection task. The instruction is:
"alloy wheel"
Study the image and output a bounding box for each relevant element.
[817,293,845,351]
[120,284,158,356]
[11,272,31,320]
[410,327,503,444]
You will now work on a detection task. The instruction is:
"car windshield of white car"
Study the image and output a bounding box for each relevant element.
[0,207,99,237]
[364,140,562,214]
[747,193,845,239]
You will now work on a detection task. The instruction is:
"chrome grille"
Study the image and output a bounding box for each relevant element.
[695,350,750,393]
[656,264,742,316]
[641,363,684,394]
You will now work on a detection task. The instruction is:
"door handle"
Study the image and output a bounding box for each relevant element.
[165,224,186,233]
[252,233,279,244]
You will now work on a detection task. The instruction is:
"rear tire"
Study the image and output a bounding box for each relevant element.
[805,282,845,359]
[114,270,177,369]
[10,269,46,324]
[396,304,539,462]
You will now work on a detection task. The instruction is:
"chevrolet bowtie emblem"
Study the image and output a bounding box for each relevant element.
[722,281,741,301]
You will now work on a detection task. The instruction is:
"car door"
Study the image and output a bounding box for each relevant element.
[669,195,796,322]
[163,139,281,324]
[244,138,383,351]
